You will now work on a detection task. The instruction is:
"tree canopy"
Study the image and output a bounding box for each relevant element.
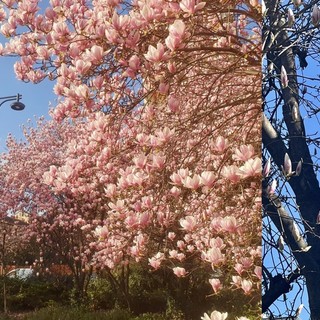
[0,0,261,318]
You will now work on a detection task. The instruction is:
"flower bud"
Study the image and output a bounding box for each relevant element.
[287,8,295,27]
[281,66,288,88]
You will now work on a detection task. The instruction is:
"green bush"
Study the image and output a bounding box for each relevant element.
[86,277,116,310]
[23,306,132,320]
[0,276,71,312]
[132,312,167,320]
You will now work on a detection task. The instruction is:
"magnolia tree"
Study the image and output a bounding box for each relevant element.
[0,0,261,318]
[262,0,320,319]
[0,119,99,298]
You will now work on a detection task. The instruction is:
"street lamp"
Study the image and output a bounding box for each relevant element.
[0,94,25,111]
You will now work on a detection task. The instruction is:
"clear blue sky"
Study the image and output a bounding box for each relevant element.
[0,56,55,152]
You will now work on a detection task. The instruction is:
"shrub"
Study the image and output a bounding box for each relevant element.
[23,306,132,320]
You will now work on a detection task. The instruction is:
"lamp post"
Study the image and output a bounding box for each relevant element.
[0,94,25,111]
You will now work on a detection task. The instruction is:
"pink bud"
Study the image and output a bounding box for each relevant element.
[283,153,292,176]
[316,212,320,224]
[287,8,295,27]
[295,159,302,176]
[292,0,301,8]
[267,179,277,195]
[281,66,288,88]
[312,5,320,26]
[209,278,222,293]
[277,235,285,251]
[263,158,271,178]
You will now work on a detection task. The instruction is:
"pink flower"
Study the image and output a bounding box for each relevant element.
[88,45,104,64]
[168,232,176,241]
[169,20,186,38]
[234,263,244,275]
[201,311,228,320]
[221,165,240,183]
[200,171,215,188]
[148,252,165,270]
[150,154,166,170]
[179,216,197,231]
[173,267,187,277]
[254,266,262,280]
[203,248,224,266]
[183,175,201,189]
[75,59,92,74]
[168,95,180,112]
[220,216,238,233]
[144,43,167,63]
[165,20,186,51]
[180,0,206,14]
[233,145,255,161]
[231,276,242,287]
[214,136,228,153]
[241,279,252,294]
[209,278,222,293]
[238,158,261,178]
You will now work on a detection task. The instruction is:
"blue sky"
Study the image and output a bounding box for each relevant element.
[0,56,55,152]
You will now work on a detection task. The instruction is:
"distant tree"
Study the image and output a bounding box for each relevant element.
[0,0,261,317]
[262,0,320,319]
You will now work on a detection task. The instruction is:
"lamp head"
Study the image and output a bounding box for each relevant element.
[11,101,25,111]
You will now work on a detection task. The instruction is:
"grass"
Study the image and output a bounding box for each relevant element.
[0,307,173,320]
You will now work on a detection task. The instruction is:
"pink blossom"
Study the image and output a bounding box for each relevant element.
[169,20,186,38]
[183,175,201,189]
[173,267,187,277]
[214,136,228,153]
[148,252,165,270]
[220,216,238,233]
[201,311,228,320]
[144,43,167,63]
[168,95,180,112]
[164,232,175,243]
[221,165,240,183]
[234,263,244,275]
[209,278,222,293]
[180,0,206,14]
[233,145,255,161]
[231,275,242,287]
[241,279,252,294]
[179,215,197,231]
[254,266,262,280]
[88,45,104,64]
[203,248,224,266]
[75,59,92,74]
[200,171,215,188]
[238,158,261,178]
